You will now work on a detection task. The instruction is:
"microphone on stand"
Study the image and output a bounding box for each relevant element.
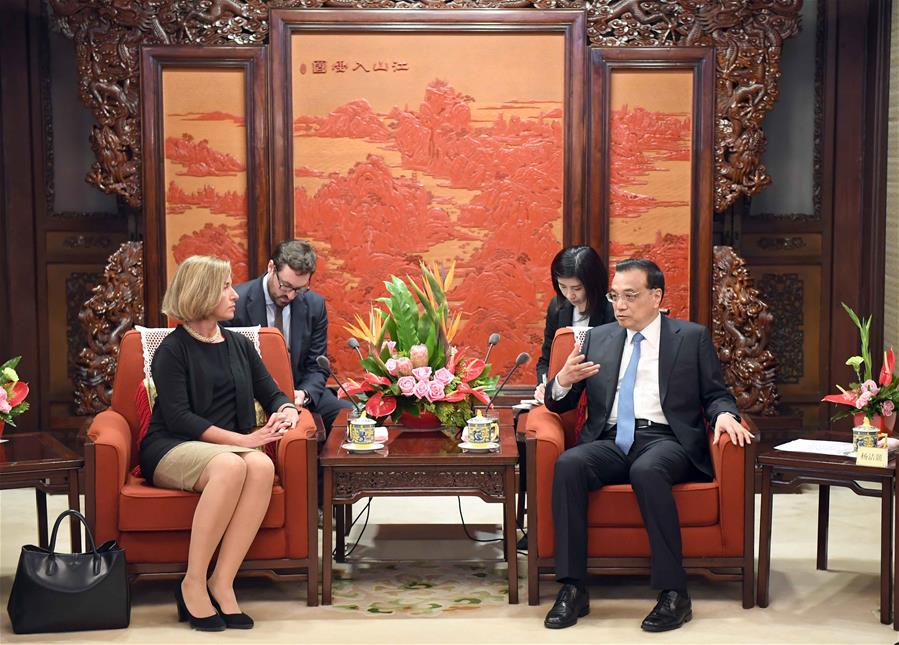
[483,332,501,363]
[347,337,366,362]
[316,355,362,414]
[485,351,530,411]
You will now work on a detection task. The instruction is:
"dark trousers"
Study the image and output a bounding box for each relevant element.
[310,388,354,507]
[551,428,703,591]
[310,387,354,432]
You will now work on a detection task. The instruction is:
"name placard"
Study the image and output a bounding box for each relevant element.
[856,447,888,467]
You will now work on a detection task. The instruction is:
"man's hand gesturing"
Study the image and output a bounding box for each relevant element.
[555,345,601,388]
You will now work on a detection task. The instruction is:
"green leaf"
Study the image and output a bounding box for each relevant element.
[417,316,433,347]
[375,320,389,350]
[841,302,863,331]
[424,323,439,367]
[421,263,446,303]
[0,356,21,374]
[408,280,437,320]
[385,277,420,351]
[360,357,383,374]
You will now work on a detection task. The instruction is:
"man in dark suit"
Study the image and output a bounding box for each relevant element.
[543,258,752,632]
[228,239,352,430]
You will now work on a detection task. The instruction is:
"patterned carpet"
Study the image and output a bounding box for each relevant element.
[330,562,511,616]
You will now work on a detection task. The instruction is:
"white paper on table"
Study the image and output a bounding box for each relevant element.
[774,439,854,456]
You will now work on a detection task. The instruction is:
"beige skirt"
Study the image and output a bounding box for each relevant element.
[154,441,257,492]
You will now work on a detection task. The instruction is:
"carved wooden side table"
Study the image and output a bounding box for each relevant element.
[756,446,896,628]
[320,425,519,605]
[0,432,84,551]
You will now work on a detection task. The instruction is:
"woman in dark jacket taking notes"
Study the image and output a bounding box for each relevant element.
[534,246,615,402]
[140,255,299,632]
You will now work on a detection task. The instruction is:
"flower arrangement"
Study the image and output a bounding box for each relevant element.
[341,262,498,428]
[0,356,30,427]
[822,303,898,429]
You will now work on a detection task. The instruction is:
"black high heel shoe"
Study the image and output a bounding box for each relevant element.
[208,587,254,629]
[175,584,226,632]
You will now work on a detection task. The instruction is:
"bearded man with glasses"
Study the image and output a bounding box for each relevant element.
[542,258,752,633]
[228,239,353,430]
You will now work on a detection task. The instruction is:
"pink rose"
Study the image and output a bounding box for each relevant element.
[861,380,880,394]
[413,380,430,399]
[434,367,454,385]
[410,344,429,368]
[397,376,416,396]
[881,400,895,417]
[385,358,398,376]
[856,391,872,408]
[412,366,432,382]
[396,357,413,376]
[426,380,445,402]
[382,340,398,356]
[0,388,10,414]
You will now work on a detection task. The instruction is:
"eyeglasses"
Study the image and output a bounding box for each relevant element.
[606,290,647,304]
[276,273,311,296]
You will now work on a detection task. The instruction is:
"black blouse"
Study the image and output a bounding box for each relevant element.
[139,326,291,484]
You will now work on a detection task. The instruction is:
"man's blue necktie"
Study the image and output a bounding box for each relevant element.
[615,332,645,455]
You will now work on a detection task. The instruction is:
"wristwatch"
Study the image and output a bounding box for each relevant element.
[717,411,742,423]
[298,390,309,407]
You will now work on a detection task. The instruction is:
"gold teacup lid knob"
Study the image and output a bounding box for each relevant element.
[351,411,375,425]
[467,411,490,425]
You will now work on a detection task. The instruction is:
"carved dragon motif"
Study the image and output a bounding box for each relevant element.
[587,0,802,211]
[73,241,145,414]
[711,245,779,415]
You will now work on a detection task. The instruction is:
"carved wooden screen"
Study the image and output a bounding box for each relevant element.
[270,10,587,383]
[140,47,269,326]
[589,48,714,326]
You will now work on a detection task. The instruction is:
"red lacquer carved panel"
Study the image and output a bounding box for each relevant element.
[162,69,250,284]
[273,16,587,383]
[607,70,693,319]
[591,48,714,325]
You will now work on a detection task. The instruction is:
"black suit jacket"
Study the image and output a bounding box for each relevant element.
[536,296,615,382]
[227,274,329,407]
[545,316,738,478]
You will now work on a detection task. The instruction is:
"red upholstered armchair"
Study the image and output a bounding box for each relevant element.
[524,327,755,607]
[85,328,319,604]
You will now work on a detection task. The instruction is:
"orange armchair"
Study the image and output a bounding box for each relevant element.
[524,327,755,608]
[85,328,319,605]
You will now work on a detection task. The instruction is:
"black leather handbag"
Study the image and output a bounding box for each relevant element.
[7,509,130,634]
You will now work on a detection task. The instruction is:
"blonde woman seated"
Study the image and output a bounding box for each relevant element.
[138,255,299,632]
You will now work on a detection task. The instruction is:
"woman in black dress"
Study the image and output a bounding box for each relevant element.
[534,246,615,402]
[140,255,299,631]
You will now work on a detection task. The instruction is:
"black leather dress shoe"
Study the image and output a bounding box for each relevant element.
[517,534,528,551]
[544,583,589,629]
[641,590,692,632]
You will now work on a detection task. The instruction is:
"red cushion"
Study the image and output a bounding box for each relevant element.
[131,381,152,477]
[585,482,719,527]
[118,473,286,532]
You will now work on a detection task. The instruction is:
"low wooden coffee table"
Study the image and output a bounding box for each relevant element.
[320,425,519,604]
[756,445,896,627]
[0,432,84,551]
